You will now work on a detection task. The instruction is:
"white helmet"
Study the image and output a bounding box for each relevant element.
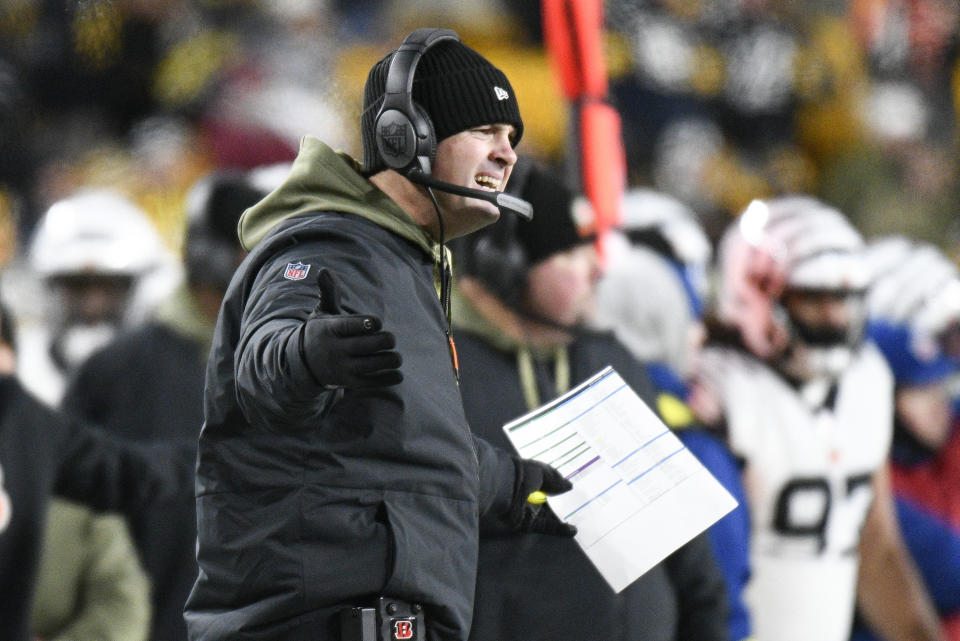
[865,236,960,384]
[26,189,180,370]
[715,195,869,379]
[595,189,712,376]
[618,188,713,305]
[29,189,167,278]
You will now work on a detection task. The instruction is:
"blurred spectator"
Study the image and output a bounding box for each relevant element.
[817,0,960,244]
[5,187,179,641]
[450,159,730,641]
[0,296,193,641]
[0,57,36,232]
[691,196,944,641]
[817,90,960,246]
[850,236,960,640]
[61,166,277,641]
[592,187,752,641]
[30,498,151,641]
[606,1,824,234]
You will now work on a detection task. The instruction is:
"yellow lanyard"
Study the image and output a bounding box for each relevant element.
[517,345,570,411]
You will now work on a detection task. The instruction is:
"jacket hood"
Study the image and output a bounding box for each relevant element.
[237,136,443,262]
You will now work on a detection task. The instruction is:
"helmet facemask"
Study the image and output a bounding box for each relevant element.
[776,286,867,382]
[46,272,136,371]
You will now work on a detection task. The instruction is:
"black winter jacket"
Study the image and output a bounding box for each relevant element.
[185,138,516,641]
[451,299,730,641]
[0,376,191,641]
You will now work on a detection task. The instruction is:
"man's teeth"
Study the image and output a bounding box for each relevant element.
[475,175,501,190]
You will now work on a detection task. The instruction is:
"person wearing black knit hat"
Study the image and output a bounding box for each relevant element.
[185,29,573,641]
[60,167,276,641]
[449,158,730,641]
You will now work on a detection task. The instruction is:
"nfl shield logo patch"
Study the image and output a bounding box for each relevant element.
[382,122,408,158]
[283,261,311,281]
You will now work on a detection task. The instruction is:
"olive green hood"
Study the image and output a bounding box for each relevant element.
[237,136,444,263]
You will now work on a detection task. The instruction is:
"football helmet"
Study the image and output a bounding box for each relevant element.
[865,236,960,385]
[594,188,711,376]
[27,189,178,370]
[715,195,869,380]
[30,189,168,279]
[184,169,273,293]
[618,188,712,312]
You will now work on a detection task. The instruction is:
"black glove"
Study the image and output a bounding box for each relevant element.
[509,458,577,537]
[301,269,403,389]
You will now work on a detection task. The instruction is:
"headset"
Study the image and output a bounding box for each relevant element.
[373,27,533,221]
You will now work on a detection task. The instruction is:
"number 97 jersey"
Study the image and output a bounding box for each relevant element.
[699,343,894,641]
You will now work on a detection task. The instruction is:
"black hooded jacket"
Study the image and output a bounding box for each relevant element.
[185,138,517,641]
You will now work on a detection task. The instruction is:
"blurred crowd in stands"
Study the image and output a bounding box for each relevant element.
[0,0,957,263]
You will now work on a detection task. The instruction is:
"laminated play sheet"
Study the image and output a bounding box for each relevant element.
[503,366,738,592]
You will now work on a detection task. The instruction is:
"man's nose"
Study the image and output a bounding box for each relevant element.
[492,131,517,168]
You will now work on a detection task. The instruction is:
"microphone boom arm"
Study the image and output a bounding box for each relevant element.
[407,171,533,221]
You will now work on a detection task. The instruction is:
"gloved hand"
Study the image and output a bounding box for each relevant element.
[302,269,403,389]
[509,458,577,537]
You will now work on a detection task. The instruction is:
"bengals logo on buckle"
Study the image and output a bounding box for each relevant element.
[392,618,416,640]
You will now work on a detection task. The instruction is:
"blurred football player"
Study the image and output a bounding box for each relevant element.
[852,237,960,641]
[690,196,944,641]
[61,167,277,641]
[16,189,178,405]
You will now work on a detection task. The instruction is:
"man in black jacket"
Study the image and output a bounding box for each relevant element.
[185,29,572,641]
[450,160,730,641]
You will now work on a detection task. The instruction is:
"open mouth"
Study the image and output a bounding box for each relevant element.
[475,175,502,191]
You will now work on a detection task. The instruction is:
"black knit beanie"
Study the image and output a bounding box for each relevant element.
[514,162,589,266]
[361,37,524,175]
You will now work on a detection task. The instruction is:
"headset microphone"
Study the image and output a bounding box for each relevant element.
[406,171,533,221]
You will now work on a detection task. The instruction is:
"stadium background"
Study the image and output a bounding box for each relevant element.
[0,0,957,265]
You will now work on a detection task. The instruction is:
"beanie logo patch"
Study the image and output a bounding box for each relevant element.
[494,86,510,101]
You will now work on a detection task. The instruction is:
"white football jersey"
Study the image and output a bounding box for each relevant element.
[699,343,893,641]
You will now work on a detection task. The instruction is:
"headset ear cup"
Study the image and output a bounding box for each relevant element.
[375,108,417,172]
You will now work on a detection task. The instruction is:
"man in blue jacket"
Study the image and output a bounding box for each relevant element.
[185,28,573,641]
